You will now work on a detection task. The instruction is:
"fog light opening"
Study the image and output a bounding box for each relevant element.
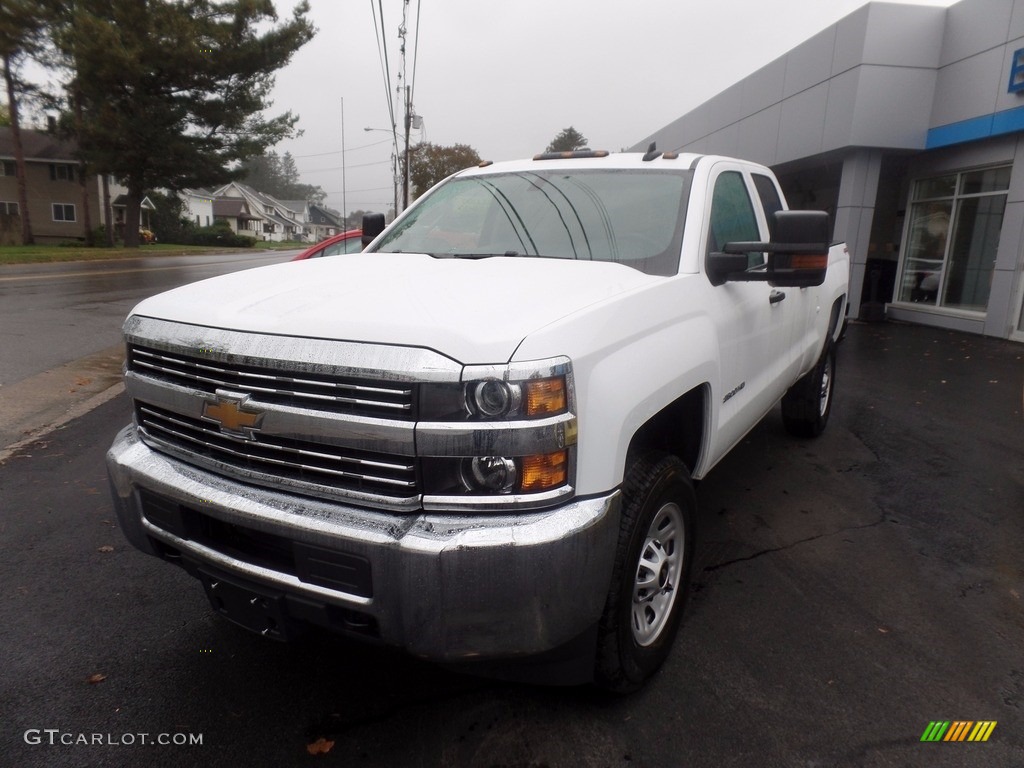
[460,456,518,493]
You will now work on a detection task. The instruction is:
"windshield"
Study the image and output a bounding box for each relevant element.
[371,168,693,276]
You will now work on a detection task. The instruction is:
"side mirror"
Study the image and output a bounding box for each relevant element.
[361,212,386,248]
[706,251,750,286]
[711,210,830,288]
[762,210,830,287]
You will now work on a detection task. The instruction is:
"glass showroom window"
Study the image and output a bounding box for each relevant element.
[898,167,1010,311]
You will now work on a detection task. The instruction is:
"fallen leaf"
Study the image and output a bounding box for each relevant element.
[306,737,335,755]
[86,673,107,684]
[98,545,114,553]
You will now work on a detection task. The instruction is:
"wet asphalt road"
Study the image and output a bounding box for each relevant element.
[0,252,291,386]
[0,321,1022,767]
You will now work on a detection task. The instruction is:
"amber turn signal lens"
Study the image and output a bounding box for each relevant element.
[791,254,828,269]
[523,377,567,417]
[519,450,568,492]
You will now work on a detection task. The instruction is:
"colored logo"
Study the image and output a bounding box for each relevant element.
[920,721,996,742]
[1010,48,1024,93]
[201,392,264,440]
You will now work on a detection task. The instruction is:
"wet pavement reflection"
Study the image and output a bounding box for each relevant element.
[0,252,293,386]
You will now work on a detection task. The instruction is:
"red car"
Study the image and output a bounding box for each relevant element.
[290,229,363,261]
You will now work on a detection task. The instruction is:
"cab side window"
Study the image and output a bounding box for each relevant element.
[708,171,763,268]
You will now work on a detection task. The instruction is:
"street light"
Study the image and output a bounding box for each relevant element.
[365,108,423,215]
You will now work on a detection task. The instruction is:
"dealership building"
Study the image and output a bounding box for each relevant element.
[634,0,1024,342]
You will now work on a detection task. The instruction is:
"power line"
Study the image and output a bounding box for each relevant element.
[371,0,400,160]
[298,159,392,174]
[289,138,392,159]
[410,0,422,107]
[324,186,394,194]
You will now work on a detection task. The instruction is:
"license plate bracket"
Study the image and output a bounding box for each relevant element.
[198,569,293,641]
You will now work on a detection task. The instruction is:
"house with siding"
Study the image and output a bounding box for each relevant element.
[110,193,156,237]
[307,202,347,242]
[278,199,310,239]
[179,188,216,229]
[0,127,102,244]
[212,196,261,235]
[211,181,306,241]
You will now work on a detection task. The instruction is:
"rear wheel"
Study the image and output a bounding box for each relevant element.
[595,453,695,693]
[781,340,835,438]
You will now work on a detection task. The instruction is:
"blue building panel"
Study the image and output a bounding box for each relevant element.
[926,105,1024,149]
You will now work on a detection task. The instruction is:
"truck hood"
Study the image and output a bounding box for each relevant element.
[129,253,659,363]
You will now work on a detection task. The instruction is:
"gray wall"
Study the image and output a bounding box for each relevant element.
[934,0,1024,128]
[632,2,949,164]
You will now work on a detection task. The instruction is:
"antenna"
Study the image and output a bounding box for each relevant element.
[341,97,347,230]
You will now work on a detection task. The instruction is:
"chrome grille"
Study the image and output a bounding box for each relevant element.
[136,403,419,502]
[128,345,415,419]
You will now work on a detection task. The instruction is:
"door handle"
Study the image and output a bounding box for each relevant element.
[769,290,787,305]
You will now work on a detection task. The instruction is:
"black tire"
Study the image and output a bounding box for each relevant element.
[781,340,836,438]
[595,453,696,693]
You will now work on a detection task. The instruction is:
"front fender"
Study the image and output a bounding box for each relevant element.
[512,276,720,495]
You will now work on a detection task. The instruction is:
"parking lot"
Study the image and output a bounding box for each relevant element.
[1,320,1022,767]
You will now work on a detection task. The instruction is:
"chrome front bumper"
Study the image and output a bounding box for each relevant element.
[106,424,620,661]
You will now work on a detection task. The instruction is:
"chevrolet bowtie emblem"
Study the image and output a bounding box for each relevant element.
[201,392,264,440]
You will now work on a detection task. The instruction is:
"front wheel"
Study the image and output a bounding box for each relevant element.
[781,340,836,438]
[595,453,695,693]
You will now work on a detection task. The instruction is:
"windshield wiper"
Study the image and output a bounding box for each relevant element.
[448,251,522,259]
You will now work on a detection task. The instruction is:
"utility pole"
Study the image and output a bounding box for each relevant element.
[403,85,411,210]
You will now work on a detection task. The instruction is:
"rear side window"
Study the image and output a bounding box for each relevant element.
[752,174,784,223]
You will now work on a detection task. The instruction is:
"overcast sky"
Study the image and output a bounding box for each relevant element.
[268,0,961,216]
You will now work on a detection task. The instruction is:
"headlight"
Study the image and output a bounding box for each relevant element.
[456,450,569,495]
[468,380,521,418]
[418,361,571,422]
[419,357,577,510]
[463,373,569,421]
[460,456,517,492]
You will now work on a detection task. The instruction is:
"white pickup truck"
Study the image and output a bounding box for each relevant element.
[107,149,848,691]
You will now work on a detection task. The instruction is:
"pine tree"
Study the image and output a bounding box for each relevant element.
[545,127,588,153]
[57,0,315,247]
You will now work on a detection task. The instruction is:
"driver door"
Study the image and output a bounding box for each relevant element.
[704,164,799,454]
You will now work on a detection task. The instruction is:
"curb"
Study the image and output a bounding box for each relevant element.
[0,381,125,465]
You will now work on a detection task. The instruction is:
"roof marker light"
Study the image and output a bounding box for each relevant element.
[532,150,609,161]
